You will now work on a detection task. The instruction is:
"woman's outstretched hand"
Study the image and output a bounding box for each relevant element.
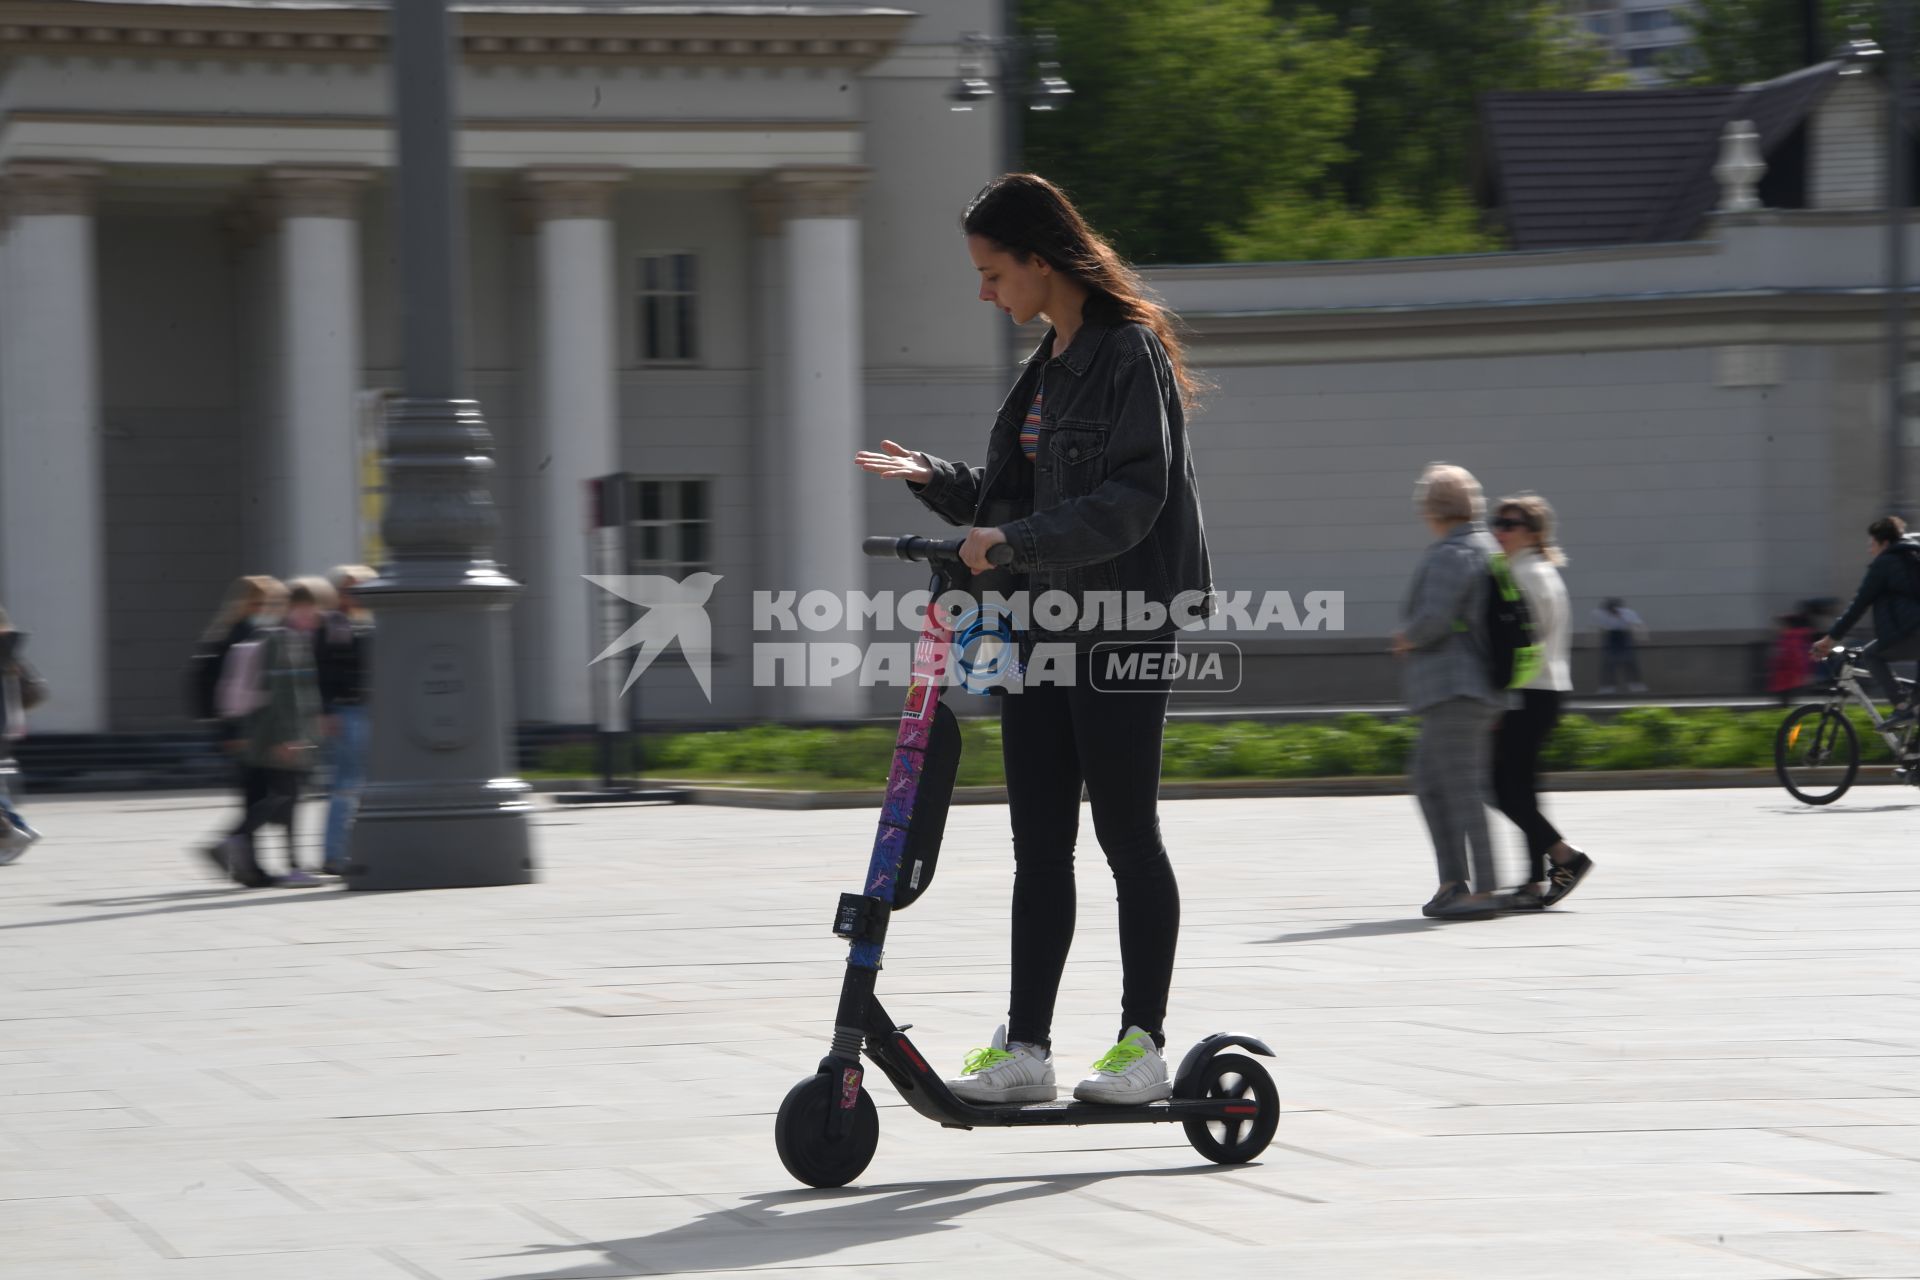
[854,439,932,485]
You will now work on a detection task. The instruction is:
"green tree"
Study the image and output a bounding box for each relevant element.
[1676,0,1885,86]
[1021,1,1615,262]
[1269,1,1618,208]
[1218,187,1501,262]
[1021,0,1373,263]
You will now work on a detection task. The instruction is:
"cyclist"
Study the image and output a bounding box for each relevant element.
[1813,516,1920,725]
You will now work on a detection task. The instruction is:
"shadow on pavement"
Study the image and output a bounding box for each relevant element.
[4,884,349,931]
[1261,917,1449,944]
[1769,803,1920,814]
[488,1167,1237,1279]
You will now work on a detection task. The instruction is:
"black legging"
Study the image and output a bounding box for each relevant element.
[1493,689,1564,884]
[1001,643,1178,1051]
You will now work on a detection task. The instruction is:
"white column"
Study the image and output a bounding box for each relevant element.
[264,167,369,578]
[748,185,791,719]
[0,162,107,732]
[763,168,868,721]
[524,168,623,724]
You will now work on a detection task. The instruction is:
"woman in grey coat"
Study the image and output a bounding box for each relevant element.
[1393,464,1505,920]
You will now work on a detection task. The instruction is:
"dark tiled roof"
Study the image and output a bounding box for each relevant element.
[1482,60,1847,250]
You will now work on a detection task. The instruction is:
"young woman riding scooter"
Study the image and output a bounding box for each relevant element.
[855,173,1213,1107]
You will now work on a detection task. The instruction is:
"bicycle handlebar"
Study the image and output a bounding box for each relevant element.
[862,535,1015,568]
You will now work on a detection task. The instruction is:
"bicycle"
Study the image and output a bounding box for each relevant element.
[1774,646,1919,804]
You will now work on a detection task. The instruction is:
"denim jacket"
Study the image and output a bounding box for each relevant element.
[910,320,1213,643]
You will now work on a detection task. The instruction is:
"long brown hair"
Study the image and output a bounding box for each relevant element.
[962,173,1203,409]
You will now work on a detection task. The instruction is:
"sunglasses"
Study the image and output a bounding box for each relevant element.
[1491,516,1536,532]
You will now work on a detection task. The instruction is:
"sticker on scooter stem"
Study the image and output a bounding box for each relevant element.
[902,679,934,720]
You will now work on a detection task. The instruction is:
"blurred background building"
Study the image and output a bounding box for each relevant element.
[0,0,1912,741]
[1568,0,1701,82]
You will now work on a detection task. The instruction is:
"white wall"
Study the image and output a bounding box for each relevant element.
[1186,349,1779,639]
[1812,76,1884,211]
[859,22,1004,374]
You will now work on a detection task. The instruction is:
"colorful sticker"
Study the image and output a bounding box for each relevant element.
[902,679,934,721]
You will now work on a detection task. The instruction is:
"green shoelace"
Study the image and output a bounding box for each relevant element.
[961,1046,1016,1075]
[1089,1035,1151,1075]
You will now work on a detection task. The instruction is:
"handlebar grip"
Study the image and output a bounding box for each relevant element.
[859,535,1018,569]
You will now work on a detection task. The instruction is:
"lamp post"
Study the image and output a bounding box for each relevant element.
[1887,0,1911,521]
[947,2,1072,374]
[346,0,535,890]
[947,28,1073,181]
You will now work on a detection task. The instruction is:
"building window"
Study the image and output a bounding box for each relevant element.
[1626,9,1671,32]
[636,252,699,365]
[1626,45,1662,67]
[629,478,710,575]
[1583,13,1613,35]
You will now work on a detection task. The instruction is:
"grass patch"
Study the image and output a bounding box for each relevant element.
[532,705,1853,788]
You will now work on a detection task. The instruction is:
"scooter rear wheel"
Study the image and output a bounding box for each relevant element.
[775,1073,879,1188]
[1182,1053,1279,1165]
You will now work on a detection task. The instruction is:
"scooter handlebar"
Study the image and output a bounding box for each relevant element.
[862,535,1015,568]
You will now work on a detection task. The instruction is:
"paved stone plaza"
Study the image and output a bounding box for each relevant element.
[1,787,1918,1279]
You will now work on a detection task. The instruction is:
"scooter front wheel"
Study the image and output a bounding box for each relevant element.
[1182,1053,1280,1165]
[775,1073,879,1188]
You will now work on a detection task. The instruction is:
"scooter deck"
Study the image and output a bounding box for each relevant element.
[859,1012,1270,1133]
[940,1097,1259,1129]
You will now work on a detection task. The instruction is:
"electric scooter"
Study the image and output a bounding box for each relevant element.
[773,534,1280,1189]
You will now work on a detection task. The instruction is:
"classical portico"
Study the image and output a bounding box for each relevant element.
[0,0,1004,731]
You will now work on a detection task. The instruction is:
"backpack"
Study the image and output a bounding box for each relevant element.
[215,638,268,721]
[1481,552,1542,690]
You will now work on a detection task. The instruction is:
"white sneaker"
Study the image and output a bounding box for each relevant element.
[1073,1027,1172,1105]
[947,1025,1056,1104]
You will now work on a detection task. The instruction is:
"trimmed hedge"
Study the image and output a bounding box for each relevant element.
[532,705,1895,786]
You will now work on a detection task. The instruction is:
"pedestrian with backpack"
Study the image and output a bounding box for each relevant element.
[192,576,282,876]
[1812,516,1920,724]
[208,579,322,888]
[1394,463,1509,921]
[1488,493,1593,911]
[0,607,51,865]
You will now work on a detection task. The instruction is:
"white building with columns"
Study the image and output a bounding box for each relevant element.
[4,9,1916,735]
[0,0,1008,732]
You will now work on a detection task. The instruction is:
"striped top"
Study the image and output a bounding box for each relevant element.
[1020,389,1043,460]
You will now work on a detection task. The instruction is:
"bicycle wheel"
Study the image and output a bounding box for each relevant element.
[1775,704,1859,805]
